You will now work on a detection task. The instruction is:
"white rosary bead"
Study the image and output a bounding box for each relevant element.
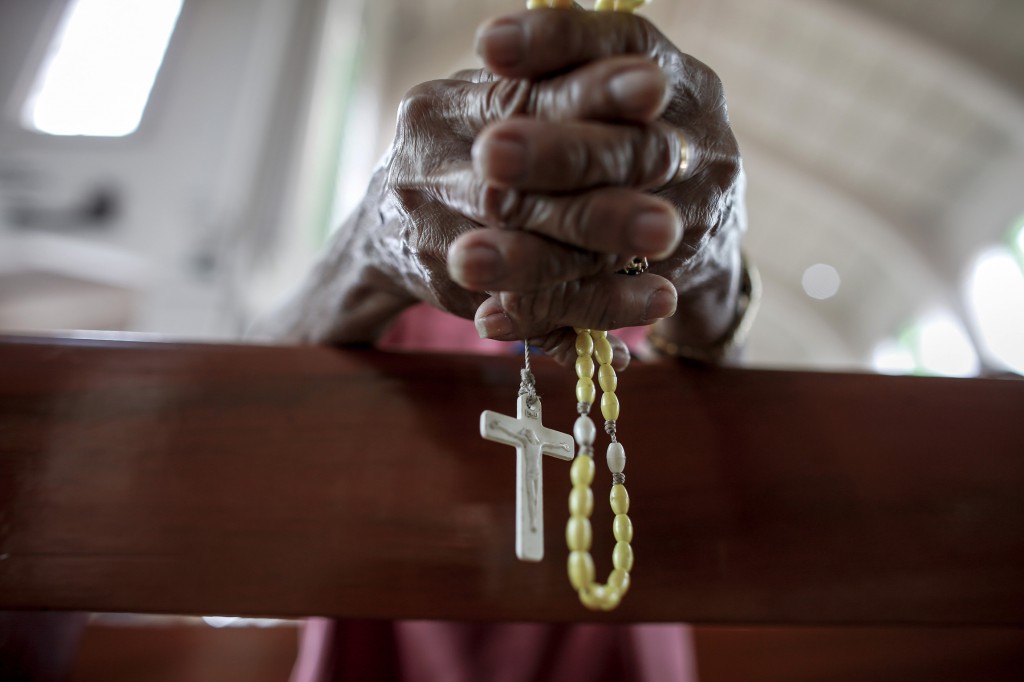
[574,415,596,447]
[606,441,626,474]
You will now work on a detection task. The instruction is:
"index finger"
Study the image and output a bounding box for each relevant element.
[475,8,662,79]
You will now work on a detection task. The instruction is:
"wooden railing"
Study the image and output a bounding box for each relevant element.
[1,337,1022,624]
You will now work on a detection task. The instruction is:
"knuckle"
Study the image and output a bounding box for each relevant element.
[477,181,526,227]
[531,76,584,122]
[688,127,741,190]
[384,158,427,210]
[451,68,495,84]
[555,197,591,246]
[709,141,742,185]
[385,157,430,211]
[689,55,726,103]
[616,132,641,186]
[498,292,531,326]
[397,82,440,127]
[482,79,533,121]
[537,245,571,283]
[568,136,596,186]
[648,125,678,187]
[388,184,420,213]
[667,55,727,117]
[630,14,661,55]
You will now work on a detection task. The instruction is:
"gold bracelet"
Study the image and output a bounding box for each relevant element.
[647,253,761,364]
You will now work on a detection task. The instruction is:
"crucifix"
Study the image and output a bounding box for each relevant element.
[480,393,574,561]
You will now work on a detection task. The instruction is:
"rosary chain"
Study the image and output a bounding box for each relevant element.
[566,329,633,611]
[528,0,648,611]
[518,342,540,409]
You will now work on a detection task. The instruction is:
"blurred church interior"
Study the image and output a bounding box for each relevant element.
[0,0,1022,678]
[0,0,1021,376]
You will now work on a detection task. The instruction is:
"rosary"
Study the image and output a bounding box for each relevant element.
[479,0,647,614]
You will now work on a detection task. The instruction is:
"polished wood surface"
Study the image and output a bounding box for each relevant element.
[1,337,1022,624]
[692,626,1024,682]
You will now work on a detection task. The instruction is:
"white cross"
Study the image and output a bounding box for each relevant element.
[480,395,575,562]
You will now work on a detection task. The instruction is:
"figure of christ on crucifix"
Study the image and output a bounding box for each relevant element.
[480,394,575,561]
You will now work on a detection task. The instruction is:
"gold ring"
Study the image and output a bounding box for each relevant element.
[671,129,691,185]
[618,256,649,276]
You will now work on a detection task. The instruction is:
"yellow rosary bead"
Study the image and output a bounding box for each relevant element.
[569,485,594,517]
[581,584,622,612]
[610,484,629,514]
[575,331,594,357]
[608,568,631,595]
[613,513,633,543]
[600,391,620,421]
[593,334,613,366]
[613,541,635,572]
[566,516,593,552]
[575,354,595,380]
[600,586,622,611]
[532,2,646,23]
[598,363,617,392]
[576,377,597,405]
[570,455,595,486]
[536,0,648,617]
[579,584,607,610]
[568,551,596,590]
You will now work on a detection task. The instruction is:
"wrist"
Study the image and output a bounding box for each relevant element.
[648,251,759,364]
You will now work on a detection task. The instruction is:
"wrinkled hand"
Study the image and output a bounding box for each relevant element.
[380,8,742,367]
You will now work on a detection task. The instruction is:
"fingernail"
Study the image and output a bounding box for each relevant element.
[607,68,665,116]
[476,19,525,69]
[476,133,527,184]
[630,209,680,257]
[451,244,504,287]
[475,299,515,339]
[645,287,677,321]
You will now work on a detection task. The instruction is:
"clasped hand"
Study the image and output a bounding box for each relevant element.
[378,8,742,367]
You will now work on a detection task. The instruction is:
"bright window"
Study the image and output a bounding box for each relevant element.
[22,0,184,137]
[873,218,1024,377]
[913,310,980,377]
[871,309,980,377]
[966,235,1024,375]
[1014,216,1024,263]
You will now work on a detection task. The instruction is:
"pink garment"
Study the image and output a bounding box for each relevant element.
[378,303,649,354]
[292,304,696,682]
[293,619,697,682]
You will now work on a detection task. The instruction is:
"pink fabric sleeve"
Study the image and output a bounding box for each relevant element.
[378,303,649,355]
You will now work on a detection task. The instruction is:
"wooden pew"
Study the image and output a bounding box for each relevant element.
[1,335,1022,627]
